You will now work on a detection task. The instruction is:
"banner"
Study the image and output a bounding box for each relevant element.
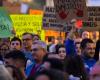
[0,7,13,38]
[54,0,88,23]
[10,15,45,41]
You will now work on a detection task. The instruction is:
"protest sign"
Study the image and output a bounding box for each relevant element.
[43,6,63,31]
[0,7,13,38]
[82,7,100,31]
[54,0,88,23]
[10,15,45,41]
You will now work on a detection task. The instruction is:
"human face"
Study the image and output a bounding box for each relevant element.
[22,34,33,50]
[35,75,50,80]
[58,47,66,60]
[57,37,63,44]
[10,41,21,50]
[84,43,95,58]
[0,45,9,57]
[33,35,39,42]
[75,43,81,55]
[31,44,46,63]
[92,32,99,40]
[82,31,89,39]
[51,38,55,44]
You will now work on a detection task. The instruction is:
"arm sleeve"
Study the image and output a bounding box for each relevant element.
[65,38,76,56]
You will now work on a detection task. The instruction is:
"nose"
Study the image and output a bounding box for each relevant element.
[92,49,95,53]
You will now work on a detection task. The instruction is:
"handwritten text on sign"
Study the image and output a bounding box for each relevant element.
[86,7,100,27]
[10,15,43,37]
[43,6,63,31]
[0,16,10,31]
[0,7,13,38]
[54,0,88,22]
[88,7,100,22]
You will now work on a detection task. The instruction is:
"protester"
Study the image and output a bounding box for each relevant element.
[0,38,10,46]
[28,70,52,80]
[92,31,99,43]
[26,43,47,78]
[65,55,88,80]
[75,42,81,56]
[81,38,96,73]
[56,44,66,60]
[22,32,34,62]
[47,36,56,53]
[33,34,41,42]
[6,65,24,80]
[1,2,100,80]
[4,50,27,79]
[42,55,64,71]
[33,40,47,51]
[0,43,10,58]
[55,37,64,54]
[10,37,22,51]
[27,69,67,80]
[0,65,13,80]
[22,32,33,52]
[65,27,77,56]
[90,60,100,80]
[82,31,90,39]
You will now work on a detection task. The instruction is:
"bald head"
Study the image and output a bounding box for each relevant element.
[82,31,89,39]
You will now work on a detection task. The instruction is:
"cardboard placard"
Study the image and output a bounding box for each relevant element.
[43,6,63,31]
[54,0,88,23]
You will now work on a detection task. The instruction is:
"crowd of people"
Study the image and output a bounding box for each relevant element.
[0,27,99,80]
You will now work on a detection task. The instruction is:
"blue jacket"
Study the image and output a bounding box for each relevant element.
[25,62,35,77]
[65,39,76,56]
[82,55,96,73]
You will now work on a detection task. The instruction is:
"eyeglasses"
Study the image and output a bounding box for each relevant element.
[31,48,39,52]
[22,38,32,41]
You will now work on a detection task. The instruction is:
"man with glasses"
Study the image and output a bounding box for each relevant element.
[22,32,33,52]
[22,32,34,65]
